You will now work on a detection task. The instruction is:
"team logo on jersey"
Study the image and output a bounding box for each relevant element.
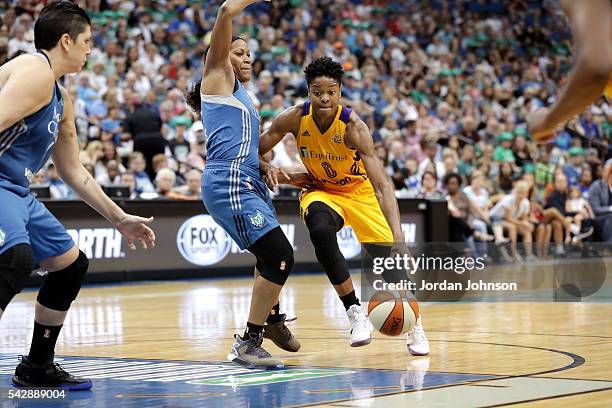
[249,210,265,229]
[300,147,308,158]
[332,133,342,144]
[302,130,310,137]
[0,228,5,247]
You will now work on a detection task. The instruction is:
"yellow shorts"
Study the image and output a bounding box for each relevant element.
[299,185,393,243]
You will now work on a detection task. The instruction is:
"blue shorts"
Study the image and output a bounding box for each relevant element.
[201,164,279,250]
[0,185,74,265]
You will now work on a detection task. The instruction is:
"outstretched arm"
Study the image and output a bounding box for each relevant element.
[202,0,268,94]
[52,87,155,250]
[345,114,404,242]
[528,0,612,142]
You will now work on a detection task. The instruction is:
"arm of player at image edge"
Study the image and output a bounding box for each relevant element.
[52,87,156,251]
[346,114,405,243]
[0,56,54,133]
[527,0,612,143]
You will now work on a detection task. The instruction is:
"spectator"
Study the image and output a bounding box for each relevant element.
[127,152,155,195]
[419,171,444,200]
[587,161,612,242]
[47,164,75,200]
[563,146,585,187]
[155,168,189,200]
[489,181,535,261]
[123,97,166,179]
[173,169,202,200]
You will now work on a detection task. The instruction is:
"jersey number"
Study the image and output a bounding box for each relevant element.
[321,162,337,178]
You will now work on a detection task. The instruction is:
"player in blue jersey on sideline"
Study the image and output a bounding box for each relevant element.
[0,1,155,389]
[185,0,299,369]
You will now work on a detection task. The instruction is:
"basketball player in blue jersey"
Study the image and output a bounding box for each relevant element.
[185,0,298,369]
[0,1,155,389]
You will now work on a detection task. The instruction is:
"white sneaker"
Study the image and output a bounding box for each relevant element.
[406,316,430,356]
[347,304,372,347]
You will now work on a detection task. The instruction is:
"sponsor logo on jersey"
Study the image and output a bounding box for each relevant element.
[300,147,308,158]
[309,151,347,161]
[176,215,232,266]
[248,210,265,229]
[332,133,342,144]
[67,228,124,259]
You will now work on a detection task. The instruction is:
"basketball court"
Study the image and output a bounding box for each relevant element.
[1,271,610,407]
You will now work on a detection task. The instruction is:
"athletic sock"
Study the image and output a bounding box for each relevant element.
[340,290,360,311]
[266,303,284,323]
[244,322,264,340]
[28,321,62,364]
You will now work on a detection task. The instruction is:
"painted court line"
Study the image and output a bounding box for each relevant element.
[323,377,612,407]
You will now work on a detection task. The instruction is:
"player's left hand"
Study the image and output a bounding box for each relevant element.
[527,107,557,143]
[115,214,156,250]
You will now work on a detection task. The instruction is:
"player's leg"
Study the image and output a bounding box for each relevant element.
[227,227,294,368]
[257,191,300,352]
[0,244,35,320]
[204,172,295,368]
[0,188,34,319]
[255,258,301,352]
[349,192,430,356]
[12,197,91,390]
[304,200,372,347]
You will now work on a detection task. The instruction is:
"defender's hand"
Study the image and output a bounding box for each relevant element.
[115,214,155,250]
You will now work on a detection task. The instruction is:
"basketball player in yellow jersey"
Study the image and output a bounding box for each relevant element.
[528,0,612,142]
[259,57,429,355]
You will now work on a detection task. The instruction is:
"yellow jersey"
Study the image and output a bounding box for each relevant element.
[296,102,369,194]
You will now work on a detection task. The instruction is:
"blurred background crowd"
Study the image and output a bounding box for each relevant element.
[1,0,611,246]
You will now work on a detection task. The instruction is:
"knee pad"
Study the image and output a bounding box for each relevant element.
[305,205,350,285]
[249,227,294,285]
[306,209,344,257]
[0,244,34,310]
[37,250,89,311]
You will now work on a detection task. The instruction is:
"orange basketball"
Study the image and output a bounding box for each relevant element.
[367,291,419,336]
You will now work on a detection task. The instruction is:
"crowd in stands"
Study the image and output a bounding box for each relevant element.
[1,0,611,245]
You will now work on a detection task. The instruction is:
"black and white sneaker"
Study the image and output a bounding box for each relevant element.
[227,334,284,369]
[12,356,92,390]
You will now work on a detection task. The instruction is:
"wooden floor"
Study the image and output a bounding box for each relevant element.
[1,273,611,407]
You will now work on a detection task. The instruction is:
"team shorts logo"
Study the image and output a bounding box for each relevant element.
[249,210,265,229]
[177,215,232,266]
[0,228,5,247]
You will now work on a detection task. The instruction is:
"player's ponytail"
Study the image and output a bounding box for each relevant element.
[185,81,202,115]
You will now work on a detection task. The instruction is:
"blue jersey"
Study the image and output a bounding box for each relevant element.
[200,80,279,250]
[201,80,261,172]
[0,53,73,263]
[0,53,63,195]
